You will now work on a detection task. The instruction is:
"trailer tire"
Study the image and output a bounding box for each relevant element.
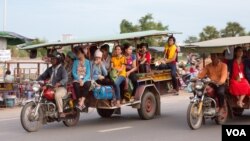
[97,108,114,118]
[232,108,244,117]
[138,91,157,120]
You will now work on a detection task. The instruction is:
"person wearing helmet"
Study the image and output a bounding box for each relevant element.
[37,52,68,118]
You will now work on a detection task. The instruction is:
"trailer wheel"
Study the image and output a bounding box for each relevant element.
[232,108,244,117]
[97,108,114,118]
[138,91,157,120]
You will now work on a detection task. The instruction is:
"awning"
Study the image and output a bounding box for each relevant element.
[0,31,33,45]
[20,30,182,50]
[180,36,250,53]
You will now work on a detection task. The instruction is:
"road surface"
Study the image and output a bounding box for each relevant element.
[0,91,249,141]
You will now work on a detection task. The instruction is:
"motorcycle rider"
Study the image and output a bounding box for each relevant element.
[197,53,228,115]
[37,52,68,118]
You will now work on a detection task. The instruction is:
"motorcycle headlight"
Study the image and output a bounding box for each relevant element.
[32,83,41,92]
[196,91,203,96]
[195,81,204,90]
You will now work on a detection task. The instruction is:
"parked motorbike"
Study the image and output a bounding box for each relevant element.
[186,78,228,130]
[20,81,80,132]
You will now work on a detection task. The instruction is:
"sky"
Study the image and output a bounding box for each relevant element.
[0,0,249,44]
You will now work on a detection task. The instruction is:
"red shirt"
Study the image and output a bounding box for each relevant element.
[139,51,151,64]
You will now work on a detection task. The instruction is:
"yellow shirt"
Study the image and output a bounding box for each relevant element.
[164,44,177,60]
[111,55,126,77]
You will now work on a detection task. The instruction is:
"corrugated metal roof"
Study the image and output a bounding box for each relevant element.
[183,36,250,47]
[20,30,182,50]
[180,36,250,53]
[0,31,33,45]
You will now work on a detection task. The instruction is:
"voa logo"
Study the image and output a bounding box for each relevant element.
[226,129,246,136]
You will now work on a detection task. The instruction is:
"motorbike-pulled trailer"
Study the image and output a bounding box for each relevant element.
[19,30,181,132]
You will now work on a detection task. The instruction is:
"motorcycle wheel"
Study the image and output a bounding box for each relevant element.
[215,100,228,125]
[20,102,43,132]
[63,108,80,127]
[187,102,203,130]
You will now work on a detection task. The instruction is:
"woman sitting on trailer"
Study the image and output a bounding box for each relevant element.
[92,49,116,88]
[72,46,92,111]
[229,46,250,108]
[158,36,179,95]
[110,45,126,107]
[123,43,138,100]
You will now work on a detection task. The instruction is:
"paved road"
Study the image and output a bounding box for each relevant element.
[0,91,250,141]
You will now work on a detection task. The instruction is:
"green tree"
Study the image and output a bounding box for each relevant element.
[184,36,199,43]
[199,26,220,41]
[120,19,139,33]
[7,38,47,58]
[120,13,168,46]
[220,22,246,37]
[32,39,47,58]
[139,14,167,31]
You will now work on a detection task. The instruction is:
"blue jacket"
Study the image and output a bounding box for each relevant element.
[72,59,91,83]
[92,63,108,81]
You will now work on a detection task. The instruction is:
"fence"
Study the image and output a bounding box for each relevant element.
[5,61,49,83]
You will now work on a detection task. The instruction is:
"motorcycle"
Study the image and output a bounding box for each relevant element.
[20,81,80,132]
[186,78,228,130]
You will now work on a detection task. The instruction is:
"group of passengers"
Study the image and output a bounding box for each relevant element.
[226,47,250,107]
[197,47,250,116]
[37,36,178,118]
[68,43,149,110]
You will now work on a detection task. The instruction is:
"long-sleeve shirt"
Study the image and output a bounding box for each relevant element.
[72,59,91,83]
[37,64,68,87]
[198,61,228,85]
[92,63,108,81]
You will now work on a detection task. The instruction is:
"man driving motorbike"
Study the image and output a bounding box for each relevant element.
[197,53,228,114]
[37,52,68,118]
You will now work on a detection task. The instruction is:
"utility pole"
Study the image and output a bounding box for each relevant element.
[3,0,7,31]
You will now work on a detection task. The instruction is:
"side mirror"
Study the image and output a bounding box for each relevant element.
[29,49,37,59]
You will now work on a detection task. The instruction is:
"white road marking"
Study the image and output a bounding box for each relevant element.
[0,117,19,122]
[98,126,132,133]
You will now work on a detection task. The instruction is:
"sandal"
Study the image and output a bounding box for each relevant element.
[168,89,179,95]
[130,96,135,102]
